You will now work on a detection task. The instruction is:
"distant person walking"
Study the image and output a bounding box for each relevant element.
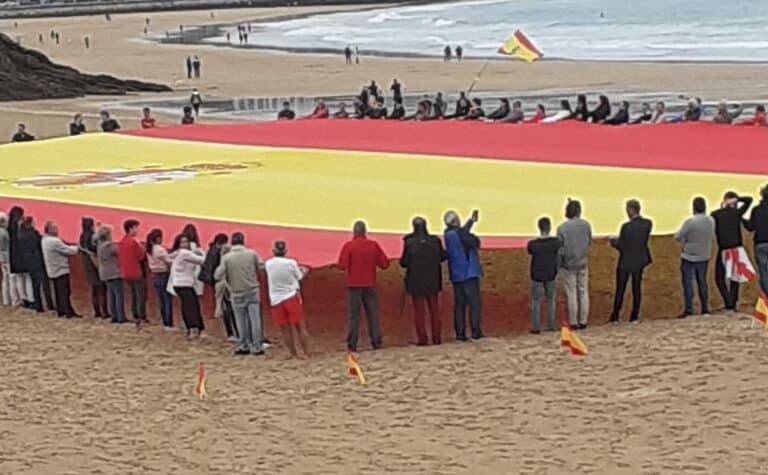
[400,217,446,346]
[609,199,653,324]
[712,191,753,313]
[192,55,201,79]
[345,45,352,64]
[675,197,714,318]
[41,221,79,318]
[215,232,265,355]
[443,45,452,62]
[190,89,203,117]
[355,46,360,64]
[557,199,592,330]
[337,221,389,352]
[444,209,483,341]
[186,56,192,79]
[455,45,463,61]
[527,217,561,334]
[746,186,768,296]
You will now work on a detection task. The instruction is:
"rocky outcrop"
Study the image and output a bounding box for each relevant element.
[0,32,171,101]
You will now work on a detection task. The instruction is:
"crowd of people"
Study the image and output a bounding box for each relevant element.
[1,185,767,357]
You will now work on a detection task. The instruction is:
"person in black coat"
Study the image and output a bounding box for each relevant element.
[571,94,589,121]
[604,101,630,125]
[589,94,611,123]
[712,191,753,312]
[79,217,108,318]
[7,206,33,308]
[609,199,653,323]
[17,217,54,313]
[399,217,446,345]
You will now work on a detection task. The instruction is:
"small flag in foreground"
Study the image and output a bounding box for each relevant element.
[755,293,768,329]
[498,30,543,63]
[560,326,588,357]
[347,352,366,385]
[722,247,756,283]
[195,362,207,400]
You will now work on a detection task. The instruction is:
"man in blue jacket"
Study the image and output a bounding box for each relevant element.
[444,210,483,341]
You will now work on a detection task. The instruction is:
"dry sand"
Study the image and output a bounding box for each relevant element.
[2,5,768,139]
[2,305,768,474]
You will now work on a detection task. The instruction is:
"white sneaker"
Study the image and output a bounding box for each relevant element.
[227,336,238,343]
[262,342,272,350]
[163,326,175,332]
[199,331,209,339]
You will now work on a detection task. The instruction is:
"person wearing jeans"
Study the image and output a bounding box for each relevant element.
[146,229,173,328]
[337,221,389,352]
[746,186,768,296]
[215,232,265,355]
[399,217,446,346]
[675,197,715,317]
[17,217,55,313]
[527,217,561,333]
[444,210,483,341]
[712,191,752,313]
[41,221,79,318]
[609,200,653,324]
[557,200,592,330]
[97,226,125,324]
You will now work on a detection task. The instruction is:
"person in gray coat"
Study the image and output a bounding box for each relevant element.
[41,221,79,318]
[97,226,125,324]
[675,197,715,317]
[556,199,592,330]
[0,212,9,306]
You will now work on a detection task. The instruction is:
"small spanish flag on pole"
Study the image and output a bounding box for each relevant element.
[195,362,207,400]
[560,326,588,357]
[754,293,768,330]
[347,352,366,385]
[497,30,543,63]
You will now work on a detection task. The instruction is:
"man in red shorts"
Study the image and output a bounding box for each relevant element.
[265,241,310,359]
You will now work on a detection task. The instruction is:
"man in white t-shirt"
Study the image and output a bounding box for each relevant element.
[265,241,310,359]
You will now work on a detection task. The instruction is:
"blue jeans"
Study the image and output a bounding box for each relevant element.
[755,243,768,296]
[452,278,482,340]
[530,280,556,331]
[681,259,709,314]
[107,279,125,323]
[152,273,173,327]
[231,290,262,353]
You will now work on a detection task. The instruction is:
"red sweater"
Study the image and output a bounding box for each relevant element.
[118,235,146,280]
[338,236,389,288]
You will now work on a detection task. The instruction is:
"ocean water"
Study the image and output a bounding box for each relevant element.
[207,0,768,61]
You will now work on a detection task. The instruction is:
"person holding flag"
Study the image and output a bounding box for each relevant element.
[711,191,753,314]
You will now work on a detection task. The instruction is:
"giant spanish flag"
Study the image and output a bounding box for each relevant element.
[498,30,543,62]
[0,120,767,267]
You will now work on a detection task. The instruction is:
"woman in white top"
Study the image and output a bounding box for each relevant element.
[181,223,205,296]
[169,234,206,337]
[541,99,573,123]
[145,228,174,330]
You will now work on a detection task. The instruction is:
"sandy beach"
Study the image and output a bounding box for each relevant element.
[2,3,768,474]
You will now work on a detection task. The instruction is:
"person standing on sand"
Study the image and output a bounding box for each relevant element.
[192,55,201,79]
[7,206,33,308]
[711,191,752,314]
[190,89,203,117]
[443,45,452,62]
[79,217,108,319]
[338,221,389,352]
[390,78,403,103]
[84,36,90,49]
[557,199,592,330]
[185,56,192,79]
[345,45,352,64]
[355,46,360,64]
[455,45,463,61]
[266,241,311,359]
[97,226,125,324]
[444,210,483,341]
[0,213,9,306]
[118,219,147,324]
[215,232,265,355]
[609,199,653,324]
[745,186,768,296]
[400,217,446,346]
[41,221,79,318]
[69,113,86,136]
[528,217,561,334]
[18,217,55,314]
[146,229,173,329]
[675,197,714,318]
[170,234,207,338]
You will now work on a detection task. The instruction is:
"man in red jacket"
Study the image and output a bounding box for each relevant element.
[338,221,389,352]
[118,219,147,323]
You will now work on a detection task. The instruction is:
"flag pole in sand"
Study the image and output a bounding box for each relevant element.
[467,60,491,94]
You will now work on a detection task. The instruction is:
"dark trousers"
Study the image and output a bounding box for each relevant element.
[452,278,482,340]
[221,296,238,338]
[412,294,441,345]
[30,269,54,312]
[681,259,709,314]
[715,251,740,310]
[346,287,382,351]
[152,273,173,327]
[175,287,204,332]
[52,274,74,317]
[90,283,108,317]
[611,268,644,321]
[127,278,147,321]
